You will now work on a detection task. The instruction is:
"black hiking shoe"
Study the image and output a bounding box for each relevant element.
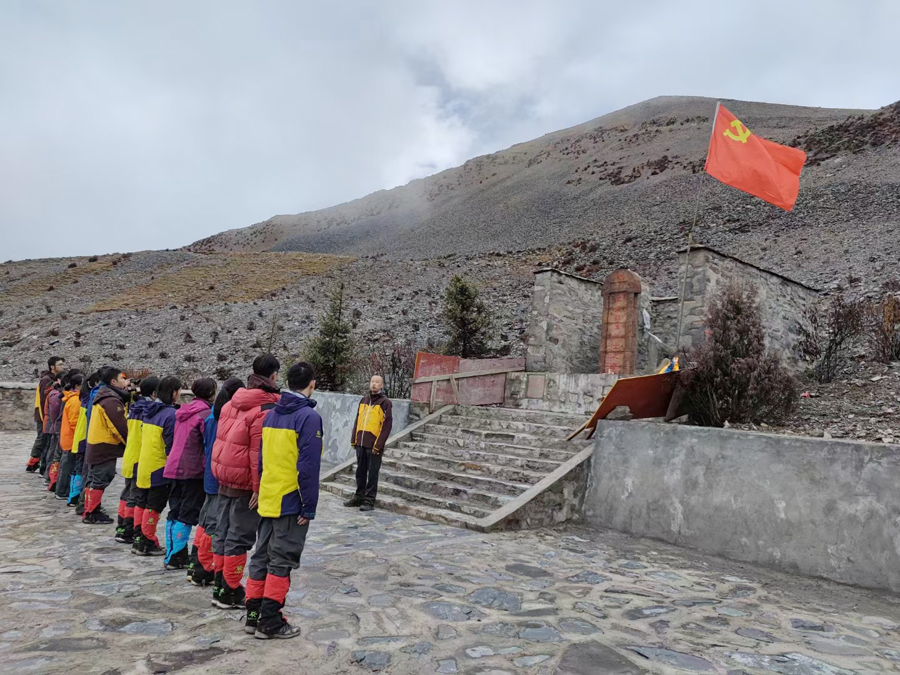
[211,571,224,607]
[115,527,134,544]
[255,621,301,640]
[164,547,190,571]
[83,509,114,525]
[214,583,246,610]
[137,539,165,557]
[190,566,215,587]
[343,496,363,507]
[244,599,262,634]
[359,503,375,512]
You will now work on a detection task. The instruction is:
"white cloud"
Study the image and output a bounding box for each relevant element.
[0,0,898,260]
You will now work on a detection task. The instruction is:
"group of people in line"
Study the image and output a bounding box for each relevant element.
[24,352,394,640]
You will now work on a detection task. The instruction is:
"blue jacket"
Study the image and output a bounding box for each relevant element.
[202,411,219,495]
[258,392,323,520]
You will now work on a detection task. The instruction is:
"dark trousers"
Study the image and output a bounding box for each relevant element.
[249,515,309,579]
[213,493,259,556]
[85,459,116,490]
[199,494,218,532]
[167,479,206,526]
[56,451,76,498]
[30,420,44,459]
[133,484,171,513]
[120,476,136,507]
[39,431,54,476]
[355,445,382,504]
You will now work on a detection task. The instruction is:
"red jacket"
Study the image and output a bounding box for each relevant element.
[210,377,280,493]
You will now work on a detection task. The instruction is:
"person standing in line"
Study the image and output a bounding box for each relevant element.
[133,376,181,555]
[210,354,281,610]
[43,371,66,490]
[189,377,244,587]
[56,372,84,501]
[162,378,217,571]
[344,375,392,512]
[67,372,98,507]
[244,362,321,640]
[26,356,65,473]
[116,376,159,545]
[82,367,132,524]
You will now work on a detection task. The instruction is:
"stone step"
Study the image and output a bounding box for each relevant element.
[321,481,484,530]
[440,414,575,439]
[368,467,510,508]
[408,431,581,462]
[327,473,494,519]
[393,442,563,474]
[421,424,580,451]
[381,458,531,496]
[455,405,589,428]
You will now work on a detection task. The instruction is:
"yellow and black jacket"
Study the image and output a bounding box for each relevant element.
[258,392,323,519]
[122,396,152,480]
[350,392,393,451]
[85,386,129,465]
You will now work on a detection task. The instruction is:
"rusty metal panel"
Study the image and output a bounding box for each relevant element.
[412,353,459,405]
[585,371,679,430]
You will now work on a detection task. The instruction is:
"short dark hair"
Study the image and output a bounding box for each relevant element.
[97,365,123,386]
[252,353,280,378]
[213,377,245,421]
[82,371,99,397]
[156,376,182,405]
[192,377,217,402]
[287,362,315,391]
[48,356,64,369]
[140,376,160,398]
[54,370,68,384]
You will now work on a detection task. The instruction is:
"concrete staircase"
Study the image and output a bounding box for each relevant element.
[320,405,593,531]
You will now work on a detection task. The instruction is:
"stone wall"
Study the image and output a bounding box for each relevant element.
[525,269,604,374]
[312,390,417,467]
[585,420,900,593]
[0,382,36,431]
[674,246,819,368]
[505,372,618,416]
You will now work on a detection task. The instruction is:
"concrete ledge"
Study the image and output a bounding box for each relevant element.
[586,420,900,593]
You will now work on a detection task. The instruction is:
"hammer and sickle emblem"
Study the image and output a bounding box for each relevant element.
[723,119,751,143]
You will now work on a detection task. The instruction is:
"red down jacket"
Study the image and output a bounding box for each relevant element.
[210,377,280,493]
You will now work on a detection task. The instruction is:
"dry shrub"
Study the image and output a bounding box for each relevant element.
[866,294,900,363]
[680,281,798,427]
[798,294,864,382]
[350,340,418,399]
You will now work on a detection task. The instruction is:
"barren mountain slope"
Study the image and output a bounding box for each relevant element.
[188,96,876,257]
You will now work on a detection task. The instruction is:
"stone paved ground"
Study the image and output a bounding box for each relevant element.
[1,432,899,675]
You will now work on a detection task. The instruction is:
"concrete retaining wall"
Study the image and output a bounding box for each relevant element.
[505,372,617,416]
[585,421,900,593]
[311,390,415,467]
[0,382,36,431]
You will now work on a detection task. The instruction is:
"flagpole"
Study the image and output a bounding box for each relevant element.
[674,103,719,350]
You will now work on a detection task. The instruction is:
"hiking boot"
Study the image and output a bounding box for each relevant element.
[243,599,262,634]
[255,621,301,640]
[25,464,39,473]
[55,494,67,501]
[211,571,224,607]
[82,509,114,525]
[359,503,375,512]
[343,496,363,507]
[131,533,144,555]
[164,547,190,571]
[190,566,215,587]
[115,526,134,544]
[214,583,246,610]
[137,539,165,557]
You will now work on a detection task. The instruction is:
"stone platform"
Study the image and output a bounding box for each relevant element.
[0,431,899,674]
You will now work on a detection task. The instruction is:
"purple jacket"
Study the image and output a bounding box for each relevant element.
[47,388,64,435]
[163,398,212,480]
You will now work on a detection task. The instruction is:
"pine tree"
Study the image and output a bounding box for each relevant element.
[306,283,354,391]
[440,275,492,358]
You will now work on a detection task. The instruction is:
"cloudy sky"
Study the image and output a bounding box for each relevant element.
[2,1,898,261]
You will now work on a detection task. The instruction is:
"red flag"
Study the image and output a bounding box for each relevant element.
[704,103,807,211]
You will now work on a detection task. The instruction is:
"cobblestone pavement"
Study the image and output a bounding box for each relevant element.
[1,432,899,675]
